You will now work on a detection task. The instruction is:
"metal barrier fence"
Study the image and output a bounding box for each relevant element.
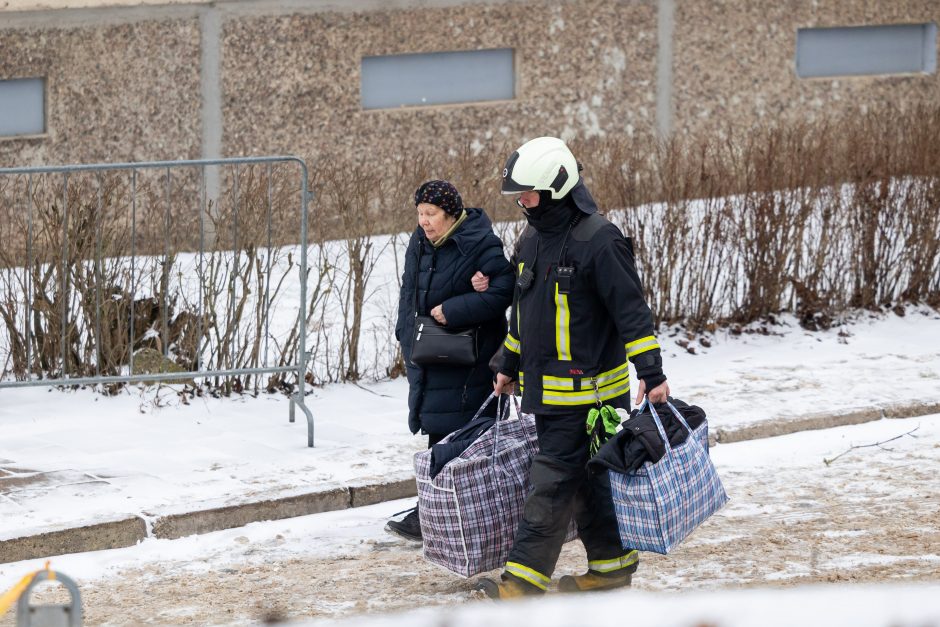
[0,156,316,446]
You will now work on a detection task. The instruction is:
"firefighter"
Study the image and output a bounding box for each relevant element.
[476,137,670,599]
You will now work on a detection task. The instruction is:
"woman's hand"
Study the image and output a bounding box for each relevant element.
[471,271,490,292]
[430,304,447,325]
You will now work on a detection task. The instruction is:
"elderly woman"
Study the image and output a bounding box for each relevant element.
[387,179,514,542]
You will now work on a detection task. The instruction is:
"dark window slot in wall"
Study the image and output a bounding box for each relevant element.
[796,23,937,78]
[0,77,46,137]
[361,48,514,110]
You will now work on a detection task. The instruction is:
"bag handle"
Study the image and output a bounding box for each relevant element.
[490,393,534,487]
[489,394,511,522]
[491,392,511,459]
[470,391,498,423]
[507,393,538,443]
[638,398,694,454]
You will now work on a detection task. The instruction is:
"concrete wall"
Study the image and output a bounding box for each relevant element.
[0,0,938,168]
[0,10,202,165]
[220,0,657,167]
[672,0,940,138]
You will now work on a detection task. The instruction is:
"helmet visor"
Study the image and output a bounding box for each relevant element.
[500,151,536,194]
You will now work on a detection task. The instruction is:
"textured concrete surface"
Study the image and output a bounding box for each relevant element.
[148,486,352,540]
[715,407,883,444]
[0,480,415,563]
[3,0,939,171]
[349,478,418,508]
[672,0,940,138]
[0,517,146,564]
[220,0,659,168]
[0,15,202,166]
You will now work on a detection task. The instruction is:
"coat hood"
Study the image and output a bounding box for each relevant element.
[569,180,599,215]
[421,207,495,255]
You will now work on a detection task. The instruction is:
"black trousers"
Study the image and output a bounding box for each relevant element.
[505,409,629,579]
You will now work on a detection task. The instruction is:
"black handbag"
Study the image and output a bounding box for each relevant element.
[411,315,478,366]
[409,243,479,367]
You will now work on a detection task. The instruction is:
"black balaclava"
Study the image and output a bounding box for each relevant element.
[524,190,577,233]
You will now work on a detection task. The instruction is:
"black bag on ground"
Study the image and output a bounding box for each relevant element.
[411,315,478,366]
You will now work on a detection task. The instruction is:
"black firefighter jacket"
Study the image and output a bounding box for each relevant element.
[396,207,514,436]
[497,184,665,416]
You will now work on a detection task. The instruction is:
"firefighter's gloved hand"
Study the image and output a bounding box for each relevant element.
[635,378,670,404]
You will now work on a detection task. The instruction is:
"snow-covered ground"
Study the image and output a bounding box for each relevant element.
[1,307,939,625]
[1,411,937,626]
[2,306,939,536]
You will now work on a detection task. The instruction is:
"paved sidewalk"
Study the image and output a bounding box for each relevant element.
[3,310,939,564]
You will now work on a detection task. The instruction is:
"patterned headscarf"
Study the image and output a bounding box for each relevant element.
[414,180,464,217]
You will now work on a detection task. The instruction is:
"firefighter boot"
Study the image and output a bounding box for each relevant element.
[557,568,633,592]
[474,573,544,600]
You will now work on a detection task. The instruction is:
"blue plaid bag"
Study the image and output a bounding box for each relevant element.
[609,400,728,554]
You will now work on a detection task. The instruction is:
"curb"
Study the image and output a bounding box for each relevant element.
[0,517,147,565]
[2,402,937,565]
[1,478,418,565]
[148,487,352,541]
[148,478,419,540]
[714,400,940,445]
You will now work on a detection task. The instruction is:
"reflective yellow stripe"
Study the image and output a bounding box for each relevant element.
[588,550,638,573]
[519,371,524,393]
[543,375,575,391]
[540,361,629,395]
[554,283,571,361]
[516,262,524,340]
[595,361,630,387]
[542,377,631,406]
[626,335,659,357]
[505,562,550,591]
[504,333,521,354]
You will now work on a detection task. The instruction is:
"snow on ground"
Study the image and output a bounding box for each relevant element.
[1,413,938,626]
[2,306,939,536]
[308,584,940,627]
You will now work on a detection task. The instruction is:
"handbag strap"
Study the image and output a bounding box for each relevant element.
[413,239,437,317]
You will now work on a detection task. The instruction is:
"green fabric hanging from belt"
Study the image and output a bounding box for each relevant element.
[586,404,621,456]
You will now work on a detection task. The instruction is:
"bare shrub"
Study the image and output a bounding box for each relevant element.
[1,106,938,391]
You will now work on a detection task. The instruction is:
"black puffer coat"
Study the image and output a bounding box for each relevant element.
[396,207,514,436]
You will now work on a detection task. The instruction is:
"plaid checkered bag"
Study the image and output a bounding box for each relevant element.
[609,400,728,554]
[415,394,575,577]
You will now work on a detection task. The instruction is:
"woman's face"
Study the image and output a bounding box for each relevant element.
[417,202,456,241]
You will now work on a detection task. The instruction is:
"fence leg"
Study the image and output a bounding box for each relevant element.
[290,395,315,447]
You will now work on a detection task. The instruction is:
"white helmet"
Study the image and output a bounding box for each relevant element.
[501,136,580,200]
